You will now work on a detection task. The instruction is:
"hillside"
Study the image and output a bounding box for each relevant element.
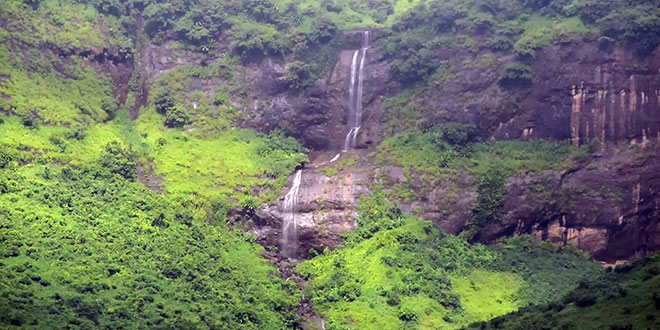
[1,0,660,329]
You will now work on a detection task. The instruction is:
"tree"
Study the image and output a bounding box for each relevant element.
[100,141,136,180]
[498,62,534,88]
[153,89,174,115]
[285,61,316,89]
[598,6,660,54]
[227,22,279,60]
[164,106,191,128]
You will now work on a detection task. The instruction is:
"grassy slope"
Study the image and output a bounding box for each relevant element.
[464,253,660,330]
[297,194,603,330]
[0,1,306,328]
[0,164,299,329]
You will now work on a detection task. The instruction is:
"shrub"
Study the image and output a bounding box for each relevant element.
[100,141,136,180]
[101,97,119,120]
[21,114,39,129]
[227,22,280,60]
[153,89,174,115]
[164,106,190,128]
[489,35,515,51]
[66,124,87,140]
[213,92,229,106]
[285,61,317,89]
[309,16,337,44]
[498,62,534,88]
[577,0,616,23]
[513,35,541,59]
[461,164,508,241]
[597,6,660,55]
[439,123,478,150]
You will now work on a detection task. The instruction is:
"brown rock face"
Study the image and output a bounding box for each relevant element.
[473,147,660,263]
[249,40,660,262]
[130,34,660,262]
[569,50,660,146]
[493,44,660,143]
[252,151,371,257]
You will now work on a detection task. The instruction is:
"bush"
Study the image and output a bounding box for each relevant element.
[513,35,542,59]
[153,89,174,115]
[461,164,508,241]
[228,22,281,60]
[489,35,515,51]
[66,124,87,140]
[309,16,337,45]
[101,97,119,120]
[100,141,136,180]
[164,106,191,128]
[285,61,317,89]
[597,6,660,55]
[213,92,229,106]
[439,123,478,150]
[21,114,39,129]
[498,62,534,88]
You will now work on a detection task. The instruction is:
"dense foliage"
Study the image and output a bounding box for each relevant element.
[297,193,603,330]
[2,0,659,329]
[465,253,660,330]
[0,161,299,329]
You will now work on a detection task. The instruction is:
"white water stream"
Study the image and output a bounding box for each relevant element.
[281,31,371,258]
[281,169,302,258]
[342,31,370,152]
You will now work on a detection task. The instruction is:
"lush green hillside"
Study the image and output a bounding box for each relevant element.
[0,1,307,328]
[297,193,603,330]
[1,0,660,329]
[464,253,660,330]
[0,159,300,329]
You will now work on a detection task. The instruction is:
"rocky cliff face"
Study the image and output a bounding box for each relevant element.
[247,38,660,262]
[128,31,660,262]
[495,44,660,144]
[476,147,660,263]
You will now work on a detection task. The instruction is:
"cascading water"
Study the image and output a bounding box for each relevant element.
[343,31,370,152]
[282,169,302,258]
[280,32,370,258]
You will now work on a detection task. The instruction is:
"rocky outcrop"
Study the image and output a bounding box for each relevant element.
[252,151,371,257]
[129,32,660,263]
[494,44,660,144]
[474,146,660,263]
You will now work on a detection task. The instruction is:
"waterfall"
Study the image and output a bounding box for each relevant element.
[343,31,370,152]
[282,169,302,258]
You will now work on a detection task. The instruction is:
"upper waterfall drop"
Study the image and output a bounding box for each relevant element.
[343,30,370,152]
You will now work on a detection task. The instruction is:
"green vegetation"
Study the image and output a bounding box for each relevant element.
[0,162,299,329]
[2,0,659,329]
[0,3,310,327]
[376,129,585,178]
[297,193,603,330]
[466,253,660,330]
[375,130,591,235]
[498,62,534,88]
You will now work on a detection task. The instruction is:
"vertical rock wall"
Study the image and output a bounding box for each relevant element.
[570,63,660,146]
